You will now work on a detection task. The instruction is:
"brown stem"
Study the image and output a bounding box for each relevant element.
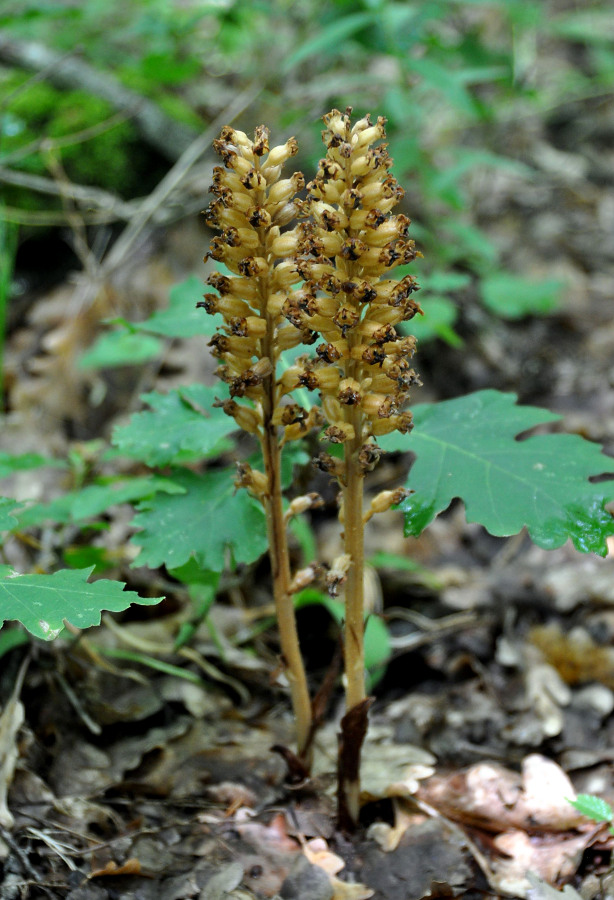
[343,415,366,715]
[260,410,313,764]
[338,407,368,826]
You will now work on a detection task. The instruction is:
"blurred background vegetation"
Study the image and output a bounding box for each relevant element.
[0,0,612,346]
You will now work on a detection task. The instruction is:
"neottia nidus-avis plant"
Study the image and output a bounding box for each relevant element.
[3,107,614,837]
[202,108,423,827]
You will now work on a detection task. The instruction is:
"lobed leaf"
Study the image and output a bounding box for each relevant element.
[129,276,222,338]
[16,476,183,528]
[568,793,614,823]
[0,566,162,641]
[0,452,66,479]
[112,385,236,466]
[0,498,18,532]
[379,390,614,555]
[131,467,267,571]
[78,330,163,369]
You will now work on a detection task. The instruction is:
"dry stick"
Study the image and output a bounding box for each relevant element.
[104,83,261,278]
[0,32,197,161]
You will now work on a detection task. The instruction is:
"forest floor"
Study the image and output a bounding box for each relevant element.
[2,88,614,900]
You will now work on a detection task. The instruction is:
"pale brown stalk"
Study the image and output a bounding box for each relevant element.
[203,125,315,765]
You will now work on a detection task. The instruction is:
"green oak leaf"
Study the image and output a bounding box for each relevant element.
[126,276,222,338]
[379,390,614,555]
[16,477,183,528]
[0,498,18,531]
[78,330,162,369]
[131,467,267,571]
[112,385,236,466]
[568,794,614,824]
[0,452,66,479]
[0,566,162,640]
[481,274,563,319]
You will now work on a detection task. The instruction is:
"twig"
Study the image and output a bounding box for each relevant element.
[103,82,261,275]
[0,31,198,160]
[1,205,132,226]
[0,106,136,166]
[0,166,138,219]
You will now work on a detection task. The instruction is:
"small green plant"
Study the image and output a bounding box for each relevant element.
[1,110,614,831]
[569,794,614,834]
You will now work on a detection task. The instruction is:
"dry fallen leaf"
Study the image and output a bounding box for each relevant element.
[89,857,142,878]
[490,831,589,896]
[329,878,375,900]
[419,754,584,832]
[526,871,584,900]
[303,837,345,875]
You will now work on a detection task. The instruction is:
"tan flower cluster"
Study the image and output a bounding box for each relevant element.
[200,112,424,797]
[199,124,322,470]
[280,108,423,477]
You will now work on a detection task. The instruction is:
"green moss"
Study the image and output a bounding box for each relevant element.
[0,73,157,204]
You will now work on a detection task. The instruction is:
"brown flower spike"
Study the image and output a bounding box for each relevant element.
[202,124,317,763]
[285,108,422,826]
[202,111,422,827]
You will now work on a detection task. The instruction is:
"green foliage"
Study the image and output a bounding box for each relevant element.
[115,276,222,339]
[80,276,220,374]
[481,274,564,319]
[568,794,614,829]
[294,588,391,690]
[130,467,267,572]
[0,566,162,640]
[0,626,30,661]
[0,451,66,479]
[78,331,163,369]
[0,75,148,199]
[380,391,614,555]
[0,213,17,402]
[0,498,19,532]
[15,476,182,528]
[112,386,235,466]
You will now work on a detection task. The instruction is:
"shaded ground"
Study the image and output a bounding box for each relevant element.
[2,90,614,900]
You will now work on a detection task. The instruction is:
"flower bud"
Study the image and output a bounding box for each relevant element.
[313,452,345,479]
[368,488,411,516]
[358,442,383,473]
[350,118,386,150]
[323,423,355,443]
[237,256,269,278]
[272,201,301,226]
[270,230,301,258]
[227,316,268,338]
[267,173,305,206]
[289,564,325,593]
[287,492,324,517]
[271,403,307,427]
[338,378,361,406]
[265,137,299,168]
[235,461,268,496]
[216,399,262,435]
[321,394,343,424]
[326,553,352,597]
